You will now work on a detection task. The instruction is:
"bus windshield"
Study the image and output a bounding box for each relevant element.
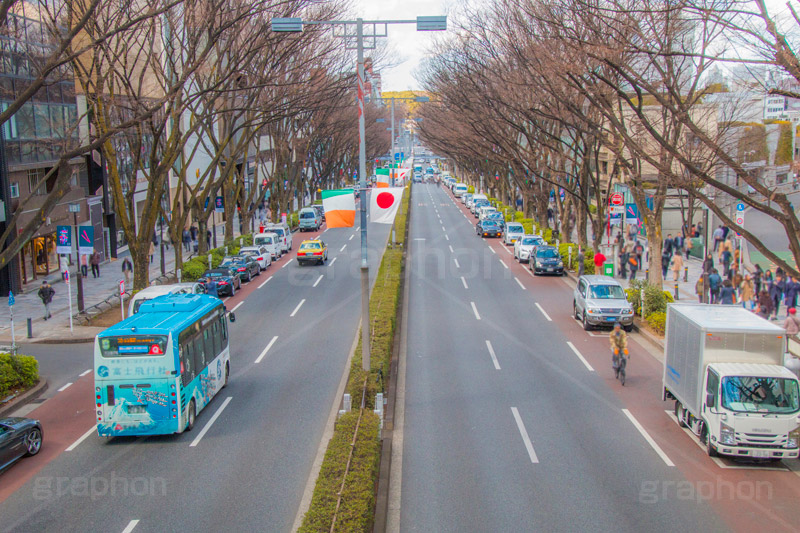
[100,335,168,357]
[721,376,800,414]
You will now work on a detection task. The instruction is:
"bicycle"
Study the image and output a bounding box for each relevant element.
[613,348,629,386]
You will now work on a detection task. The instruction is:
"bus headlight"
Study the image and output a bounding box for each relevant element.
[720,422,736,445]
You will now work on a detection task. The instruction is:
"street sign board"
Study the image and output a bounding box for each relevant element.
[214,196,224,213]
[736,202,745,212]
[78,226,94,255]
[68,203,81,213]
[119,280,125,296]
[609,205,625,215]
[8,291,14,306]
[610,193,624,206]
[56,225,72,254]
[735,214,744,225]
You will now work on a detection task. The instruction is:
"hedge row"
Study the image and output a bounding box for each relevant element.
[180,234,255,281]
[299,186,410,532]
[0,353,39,398]
[624,280,673,335]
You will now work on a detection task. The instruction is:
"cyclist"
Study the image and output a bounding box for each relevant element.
[609,321,629,374]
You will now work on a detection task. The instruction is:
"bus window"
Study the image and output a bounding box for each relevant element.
[204,328,214,366]
[211,321,221,356]
[220,316,228,346]
[181,341,195,386]
[193,336,205,374]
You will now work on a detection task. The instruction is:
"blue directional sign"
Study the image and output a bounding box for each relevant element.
[736,202,745,212]
[8,291,14,306]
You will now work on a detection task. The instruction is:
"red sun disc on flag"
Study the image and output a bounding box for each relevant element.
[376,192,395,209]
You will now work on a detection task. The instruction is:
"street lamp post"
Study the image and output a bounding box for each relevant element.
[272,15,446,372]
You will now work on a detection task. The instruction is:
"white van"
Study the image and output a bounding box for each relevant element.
[253,232,282,259]
[128,283,205,316]
[471,193,488,214]
[453,183,468,197]
[263,224,293,253]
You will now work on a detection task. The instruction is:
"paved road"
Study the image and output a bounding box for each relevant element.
[0,204,392,533]
[396,183,799,532]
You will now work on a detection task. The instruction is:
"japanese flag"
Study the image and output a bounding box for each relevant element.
[369,187,404,224]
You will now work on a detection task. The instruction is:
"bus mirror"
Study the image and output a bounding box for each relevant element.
[229,312,236,323]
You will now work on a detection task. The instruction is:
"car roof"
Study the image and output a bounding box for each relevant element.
[580,275,622,286]
[131,285,183,298]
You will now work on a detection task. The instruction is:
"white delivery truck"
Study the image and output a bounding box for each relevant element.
[664,304,800,459]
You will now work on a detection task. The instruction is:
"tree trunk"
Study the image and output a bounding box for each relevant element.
[132,244,150,290]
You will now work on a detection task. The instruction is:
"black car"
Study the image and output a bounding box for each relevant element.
[199,268,241,296]
[221,255,261,282]
[477,219,503,238]
[531,245,565,275]
[0,417,43,473]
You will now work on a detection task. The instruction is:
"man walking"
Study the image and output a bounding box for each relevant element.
[712,225,724,252]
[38,280,54,320]
[90,250,101,278]
[121,257,133,285]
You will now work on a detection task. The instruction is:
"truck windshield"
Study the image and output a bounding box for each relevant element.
[721,376,800,414]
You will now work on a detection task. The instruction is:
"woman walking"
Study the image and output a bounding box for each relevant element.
[756,288,774,319]
[739,274,755,310]
[670,250,684,282]
[719,279,737,305]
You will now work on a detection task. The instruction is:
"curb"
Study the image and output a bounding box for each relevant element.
[0,378,49,418]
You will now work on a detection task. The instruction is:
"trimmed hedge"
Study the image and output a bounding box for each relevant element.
[0,353,39,398]
[646,311,666,335]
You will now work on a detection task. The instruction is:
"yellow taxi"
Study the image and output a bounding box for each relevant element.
[297,239,328,266]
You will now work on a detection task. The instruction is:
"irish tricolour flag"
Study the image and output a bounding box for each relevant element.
[321,189,356,228]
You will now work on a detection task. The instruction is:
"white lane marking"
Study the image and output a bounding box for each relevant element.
[489,247,496,255]
[504,246,513,255]
[313,275,324,287]
[79,369,92,377]
[222,297,230,303]
[329,257,337,266]
[255,336,279,364]
[461,276,468,289]
[57,382,73,392]
[258,276,273,289]
[66,426,96,452]
[511,407,539,464]
[445,235,449,241]
[448,245,454,253]
[526,268,535,278]
[454,258,460,269]
[471,301,481,320]
[442,226,446,232]
[290,299,306,317]
[189,396,233,447]
[514,277,525,290]
[340,244,347,252]
[121,520,140,533]
[282,260,292,269]
[622,408,675,466]
[485,340,501,370]
[231,301,245,313]
[349,234,354,241]
[414,238,426,241]
[566,341,595,371]
[499,259,508,269]
[323,228,329,233]
[535,302,552,321]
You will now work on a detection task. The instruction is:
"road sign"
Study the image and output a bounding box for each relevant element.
[736,202,745,212]
[609,205,625,215]
[68,203,81,213]
[610,193,624,205]
[119,280,125,296]
[56,225,72,254]
[78,226,94,255]
[8,291,14,306]
[215,196,224,213]
[735,214,744,225]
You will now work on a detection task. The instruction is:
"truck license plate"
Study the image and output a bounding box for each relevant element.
[753,450,770,458]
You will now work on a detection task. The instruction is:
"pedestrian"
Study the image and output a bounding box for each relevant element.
[769,274,785,320]
[708,269,722,304]
[90,250,101,278]
[205,279,218,298]
[190,225,198,242]
[712,225,724,252]
[752,264,764,294]
[37,280,54,320]
[149,241,155,264]
[663,233,674,256]
[732,268,742,289]
[721,225,730,240]
[784,308,800,335]
[696,221,703,238]
[720,247,732,277]
[695,276,704,303]
[628,253,639,280]
[702,253,714,275]
[206,229,212,249]
[121,257,133,285]
[80,253,88,278]
[740,274,755,310]
[719,279,737,305]
[756,289,773,319]
[593,251,606,275]
[59,254,69,281]
[619,241,630,278]
[785,276,800,309]
[182,229,191,251]
[661,246,672,278]
[670,250,684,282]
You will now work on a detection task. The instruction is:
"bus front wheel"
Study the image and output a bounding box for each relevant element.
[186,400,196,432]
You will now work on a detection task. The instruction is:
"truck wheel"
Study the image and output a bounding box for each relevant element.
[674,402,686,428]
[703,426,718,457]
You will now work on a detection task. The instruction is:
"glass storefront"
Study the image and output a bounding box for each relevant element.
[19,232,59,283]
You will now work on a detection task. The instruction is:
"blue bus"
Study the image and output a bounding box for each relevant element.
[94,294,231,437]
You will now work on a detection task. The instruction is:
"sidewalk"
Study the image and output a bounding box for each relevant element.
[0,215,254,345]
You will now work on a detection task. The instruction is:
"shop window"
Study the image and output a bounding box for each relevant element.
[27,168,46,195]
[9,182,19,198]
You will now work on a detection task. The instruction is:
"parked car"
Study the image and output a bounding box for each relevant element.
[529,245,565,276]
[472,198,490,217]
[297,239,328,265]
[253,232,282,259]
[239,245,272,271]
[478,205,498,222]
[298,207,322,231]
[503,222,525,245]
[463,193,473,207]
[485,212,505,227]
[573,275,635,331]
[476,219,503,238]
[221,255,261,282]
[514,235,545,263]
[198,268,240,296]
[128,282,205,316]
[0,417,43,473]
[264,224,292,253]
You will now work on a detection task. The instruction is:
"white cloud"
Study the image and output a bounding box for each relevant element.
[352,0,450,91]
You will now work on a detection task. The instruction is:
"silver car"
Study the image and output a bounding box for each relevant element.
[514,235,544,263]
[239,245,272,271]
[573,275,634,331]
